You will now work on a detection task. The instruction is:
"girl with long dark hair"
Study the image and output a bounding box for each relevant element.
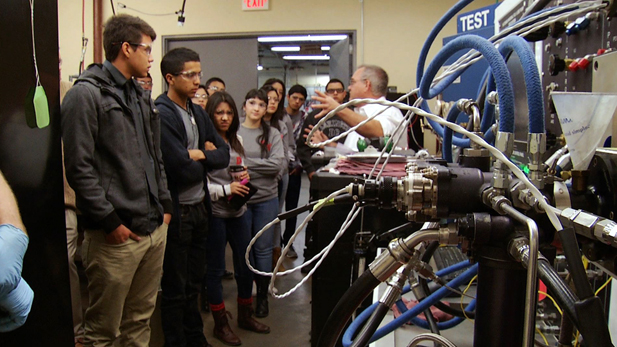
[205,91,271,345]
[238,88,285,318]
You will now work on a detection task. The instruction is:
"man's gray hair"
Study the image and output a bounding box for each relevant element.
[358,64,388,97]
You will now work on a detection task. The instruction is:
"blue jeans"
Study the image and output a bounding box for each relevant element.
[245,197,279,272]
[273,174,288,247]
[161,202,208,347]
[206,213,254,305]
[283,172,302,245]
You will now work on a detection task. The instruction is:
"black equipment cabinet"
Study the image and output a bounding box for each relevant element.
[0,0,74,345]
[310,172,408,347]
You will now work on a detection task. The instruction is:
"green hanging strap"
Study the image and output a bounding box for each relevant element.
[25,0,50,129]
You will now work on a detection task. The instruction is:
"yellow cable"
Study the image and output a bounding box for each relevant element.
[574,331,580,347]
[536,328,549,346]
[595,277,612,296]
[460,274,477,320]
[538,291,563,316]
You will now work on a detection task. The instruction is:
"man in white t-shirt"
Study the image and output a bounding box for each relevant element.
[313,64,407,151]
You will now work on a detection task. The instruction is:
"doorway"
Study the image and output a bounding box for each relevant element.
[163,31,355,108]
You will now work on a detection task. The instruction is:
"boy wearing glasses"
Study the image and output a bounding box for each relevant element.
[61,15,173,346]
[155,47,229,347]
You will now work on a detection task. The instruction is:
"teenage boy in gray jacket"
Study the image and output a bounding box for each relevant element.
[61,14,172,347]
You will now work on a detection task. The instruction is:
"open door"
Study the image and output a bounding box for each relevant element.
[328,37,352,83]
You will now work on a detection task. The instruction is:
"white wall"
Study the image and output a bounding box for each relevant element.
[58,0,496,96]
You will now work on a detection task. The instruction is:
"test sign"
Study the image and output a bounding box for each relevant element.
[243,0,269,11]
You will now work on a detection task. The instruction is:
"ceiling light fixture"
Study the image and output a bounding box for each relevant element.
[271,46,301,52]
[321,46,331,51]
[257,64,264,71]
[283,55,330,60]
[258,34,347,43]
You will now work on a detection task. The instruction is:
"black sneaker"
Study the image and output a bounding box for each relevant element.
[286,244,299,259]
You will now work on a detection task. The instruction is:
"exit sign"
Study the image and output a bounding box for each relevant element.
[243,0,269,11]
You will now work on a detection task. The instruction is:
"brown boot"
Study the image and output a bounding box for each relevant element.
[272,246,285,272]
[238,301,270,334]
[212,308,241,346]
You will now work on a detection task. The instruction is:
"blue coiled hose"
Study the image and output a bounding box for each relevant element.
[497,35,545,134]
[419,35,515,134]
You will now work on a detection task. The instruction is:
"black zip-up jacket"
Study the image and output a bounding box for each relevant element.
[154,93,229,232]
[61,64,173,234]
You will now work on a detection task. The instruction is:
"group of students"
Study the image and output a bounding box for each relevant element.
[61,12,407,347]
[60,13,320,347]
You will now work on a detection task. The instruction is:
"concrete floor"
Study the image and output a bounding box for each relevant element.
[79,174,315,347]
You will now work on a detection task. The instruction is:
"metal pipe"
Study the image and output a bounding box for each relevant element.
[369,226,440,282]
[93,0,103,63]
[502,204,539,347]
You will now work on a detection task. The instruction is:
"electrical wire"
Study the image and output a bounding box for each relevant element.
[460,274,477,320]
[536,328,549,347]
[538,290,563,316]
[595,277,612,296]
[110,0,115,15]
[29,0,39,87]
[245,187,361,298]
[117,2,178,16]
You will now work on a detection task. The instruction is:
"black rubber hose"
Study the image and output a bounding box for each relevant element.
[423,307,441,346]
[557,313,574,346]
[536,259,579,327]
[350,303,390,347]
[558,228,594,299]
[317,270,381,347]
[418,241,475,319]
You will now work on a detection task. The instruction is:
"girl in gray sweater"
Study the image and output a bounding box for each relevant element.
[204,92,270,345]
[237,89,285,319]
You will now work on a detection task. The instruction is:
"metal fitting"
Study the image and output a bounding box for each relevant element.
[438,223,462,245]
[369,229,441,282]
[463,147,490,158]
[558,208,598,240]
[396,170,436,221]
[487,91,499,106]
[496,132,514,156]
[482,188,512,215]
[594,219,617,248]
[528,133,547,188]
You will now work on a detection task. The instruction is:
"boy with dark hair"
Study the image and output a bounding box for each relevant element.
[204,77,226,96]
[62,14,172,346]
[155,47,229,347]
[282,84,307,258]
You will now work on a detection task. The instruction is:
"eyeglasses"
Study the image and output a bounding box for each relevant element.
[136,80,153,86]
[126,42,153,56]
[175,70,203,80]
[192,93,208,100]
[326,88,345,94]
[268,96,280,103]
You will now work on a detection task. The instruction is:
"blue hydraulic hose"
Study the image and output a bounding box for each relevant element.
[420,35,515,134]
[497,35,545,133]
[342,262,477,346]
[416,0,474,88]
[443,106,463,163]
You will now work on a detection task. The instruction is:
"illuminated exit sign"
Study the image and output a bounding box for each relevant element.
[243,0,269,11]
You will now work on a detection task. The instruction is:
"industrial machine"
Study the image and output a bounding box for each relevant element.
[245,1,617,346]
